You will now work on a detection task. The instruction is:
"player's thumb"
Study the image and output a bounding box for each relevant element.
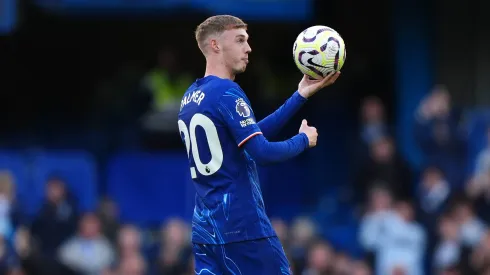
[302,119,308,126]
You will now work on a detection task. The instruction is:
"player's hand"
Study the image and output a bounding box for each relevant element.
[298,71,340,99]
[299,119,318,148]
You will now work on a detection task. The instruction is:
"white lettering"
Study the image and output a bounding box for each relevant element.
[197,92,205,105]
[180,90,206,110]
[239,118,255,127]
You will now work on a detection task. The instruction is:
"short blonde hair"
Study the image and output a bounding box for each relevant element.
[195,15,247,54]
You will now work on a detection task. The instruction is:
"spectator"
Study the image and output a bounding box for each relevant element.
[31,176,78,258]
[0,234,19,274]
[153,217,192,275]
[361,198,426,275]
[15,226,81,275]
[140,47,193,149]
[433,214,463,273]
[416,165,453,268]
[58,212,115,275]
[354,136,414,205]
[414,85,467,189]
[439,266,462,275]
[451,197,486,248]
[97,197,120,246]
[359,186,394,269]
[331,252,352,275]
[466,138,490,222]
[289,216,319,274]
[302,240,334,275]
[417,166,452,233]
[360,96,389,147]
[469,230,490,274]
[109,253,147,275]
[471,127,490,179]
[117,224,143,259]
[351,260,372,275]
[0,171,15,241]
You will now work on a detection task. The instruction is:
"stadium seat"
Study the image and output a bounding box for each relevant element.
[323,224,363,258]
[107,152,195,226]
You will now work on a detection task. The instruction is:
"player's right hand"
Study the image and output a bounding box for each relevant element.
[299,119,318,148]
[297,71,340,99]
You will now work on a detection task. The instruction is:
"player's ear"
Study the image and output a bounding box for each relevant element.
[210,39,220,53]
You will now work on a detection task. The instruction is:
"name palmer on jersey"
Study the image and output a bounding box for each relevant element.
[181,90,206,110]
[180,89,254,128]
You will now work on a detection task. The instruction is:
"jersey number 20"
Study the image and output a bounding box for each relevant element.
[178,114,223,179]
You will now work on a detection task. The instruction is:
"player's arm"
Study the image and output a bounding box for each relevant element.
[218,89,312,165]
[242,131,309,165]
[257,91,307,138]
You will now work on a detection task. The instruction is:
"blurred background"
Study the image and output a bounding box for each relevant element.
[0,0,490,274]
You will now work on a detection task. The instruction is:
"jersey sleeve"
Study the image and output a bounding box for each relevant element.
[257,91,307,138]
[217,87,262,147]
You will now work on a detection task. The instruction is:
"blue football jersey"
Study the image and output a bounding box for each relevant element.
[178,75,276,244]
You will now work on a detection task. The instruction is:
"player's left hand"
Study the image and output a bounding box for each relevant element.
[298,71,340,99]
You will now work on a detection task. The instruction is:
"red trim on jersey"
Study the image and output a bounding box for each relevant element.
[238,132,263,147]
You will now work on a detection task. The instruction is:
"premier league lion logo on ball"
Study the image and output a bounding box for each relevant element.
[235,98,251,118]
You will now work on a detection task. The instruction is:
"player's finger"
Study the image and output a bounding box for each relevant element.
[322,71,335,82]
[319,72,335,85]
[330,71,340,81]
[329,71,340,83]
[302,119,308,126]
[328,71,337,78]
[323,71,340,86]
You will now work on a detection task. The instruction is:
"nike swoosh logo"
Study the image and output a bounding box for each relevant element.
[307,57,328,68]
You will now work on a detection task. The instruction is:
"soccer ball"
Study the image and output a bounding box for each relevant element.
[293,25,346,80]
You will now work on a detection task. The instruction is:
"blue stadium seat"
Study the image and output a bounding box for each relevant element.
[323,224,363,258]
[30,151,98,215]
[107,152,195,226]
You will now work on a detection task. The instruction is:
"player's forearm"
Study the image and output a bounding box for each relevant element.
[243,132,309,165]
[257,91,307,138]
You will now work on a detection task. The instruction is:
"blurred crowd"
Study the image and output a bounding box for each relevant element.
[0,83,488,275]
[0,169,375,275]
[0,174,195,275]
[350,85,490,275]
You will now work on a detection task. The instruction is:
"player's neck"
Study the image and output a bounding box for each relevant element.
[204,60,235,81]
